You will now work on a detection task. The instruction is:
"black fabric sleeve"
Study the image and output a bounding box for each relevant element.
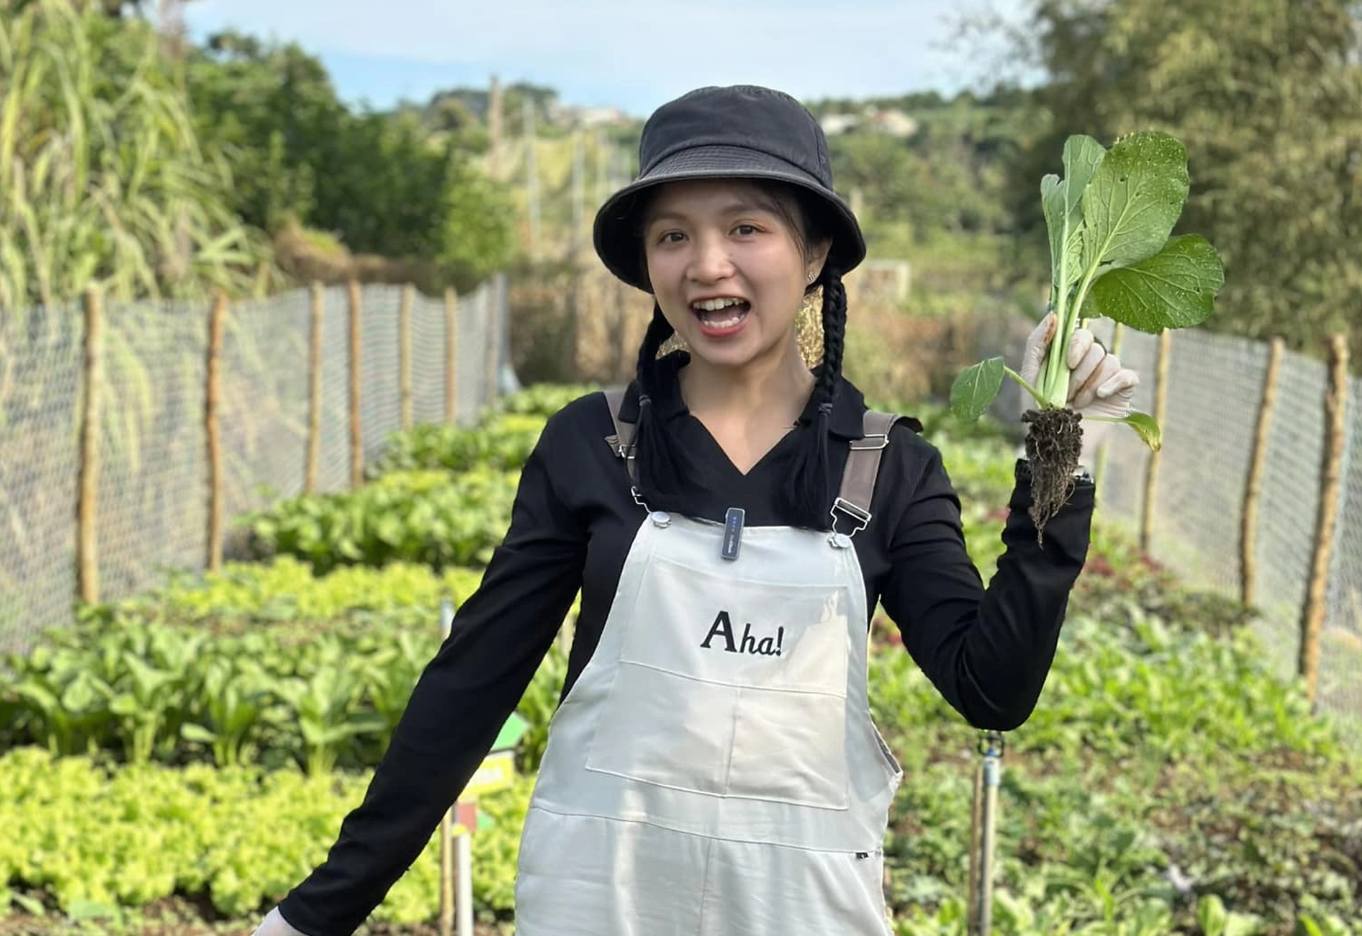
[879,448,1093,731]
[277,411,588,936]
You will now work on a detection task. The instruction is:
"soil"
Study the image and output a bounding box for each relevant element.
[1020,407,1084,542]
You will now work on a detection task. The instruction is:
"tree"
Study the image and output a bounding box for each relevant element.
[186,35,514,291]
[993,0,1362,362]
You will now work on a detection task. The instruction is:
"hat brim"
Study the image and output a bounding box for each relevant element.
[592,144,867,293]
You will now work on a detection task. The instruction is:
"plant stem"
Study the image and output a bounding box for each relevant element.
[1004,366,1049,409]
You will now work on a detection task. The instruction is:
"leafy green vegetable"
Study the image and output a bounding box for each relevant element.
[951,131,1225,449]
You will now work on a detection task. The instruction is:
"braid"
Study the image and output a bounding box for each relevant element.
[780,272,848,529]
[633,302,686,504]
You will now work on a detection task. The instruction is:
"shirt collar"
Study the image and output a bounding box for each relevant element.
[620,352,867,440]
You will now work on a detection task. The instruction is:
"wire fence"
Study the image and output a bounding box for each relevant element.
[0,278,509,655]
[981,315,1361,733]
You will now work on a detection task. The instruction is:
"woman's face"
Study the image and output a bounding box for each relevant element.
[642,179,829,373]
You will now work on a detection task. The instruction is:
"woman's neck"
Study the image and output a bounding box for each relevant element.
[676,341,816,427]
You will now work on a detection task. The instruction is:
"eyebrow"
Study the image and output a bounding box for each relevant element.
[646,200,776,227]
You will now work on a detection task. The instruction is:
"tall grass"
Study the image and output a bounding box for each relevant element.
[0,0,272,312]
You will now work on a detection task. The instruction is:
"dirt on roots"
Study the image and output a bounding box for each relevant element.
[1021,407,1084,543]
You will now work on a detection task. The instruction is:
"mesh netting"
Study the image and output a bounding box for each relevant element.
[219,292,312,522]
[411,291,450,427]
[95,300,210,608]
[0,281,506,651]
[0,304,83,654]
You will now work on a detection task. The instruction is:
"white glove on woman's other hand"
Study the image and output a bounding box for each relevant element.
[251,907,308,936]
[1020,312,1140,466]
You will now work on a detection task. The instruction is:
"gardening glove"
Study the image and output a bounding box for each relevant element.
[1021,311,1140,467]
[251,906,308,936]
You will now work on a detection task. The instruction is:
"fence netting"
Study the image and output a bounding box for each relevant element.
[0,278,507,654]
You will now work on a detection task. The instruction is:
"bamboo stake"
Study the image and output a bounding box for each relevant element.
[305,282,324,494]
[76,287,104,604]
[204,292,227,572]
[1140,329,1172,553]
[484,288,498,410]
[1299,333,1350,705]
[445,287,458,423]
[348,280,363,489]
[1241,338,1284,608]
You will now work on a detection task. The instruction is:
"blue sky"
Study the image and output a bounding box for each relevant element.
[182,0,1035,116]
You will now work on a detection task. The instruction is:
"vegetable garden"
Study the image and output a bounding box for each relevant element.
[2,384,1359,936]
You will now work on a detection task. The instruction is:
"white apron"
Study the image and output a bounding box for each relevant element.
[513,394,905,935]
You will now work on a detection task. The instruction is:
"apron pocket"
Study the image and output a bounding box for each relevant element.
[584,662,737,795]
[727,685,849,808]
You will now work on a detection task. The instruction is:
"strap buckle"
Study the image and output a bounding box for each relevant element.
[829,497,872,536]
[849,432,891,451]
[605,434,634,461]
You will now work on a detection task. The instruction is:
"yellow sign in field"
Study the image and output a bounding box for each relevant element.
[463,748,516,797]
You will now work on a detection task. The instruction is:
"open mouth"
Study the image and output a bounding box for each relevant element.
[690,297,751,335]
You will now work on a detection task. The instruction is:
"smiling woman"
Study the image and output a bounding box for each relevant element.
[253,84,1123,936]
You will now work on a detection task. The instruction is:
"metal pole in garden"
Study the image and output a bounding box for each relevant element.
[439,597,456,936]
[457,820,473,936]
[967,731,1005,936]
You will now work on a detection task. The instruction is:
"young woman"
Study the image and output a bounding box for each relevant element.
[253,84,1137,936]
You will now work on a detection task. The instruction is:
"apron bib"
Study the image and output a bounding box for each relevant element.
[513,394,905,935]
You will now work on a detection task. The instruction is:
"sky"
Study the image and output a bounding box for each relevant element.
[181,0,1036,116]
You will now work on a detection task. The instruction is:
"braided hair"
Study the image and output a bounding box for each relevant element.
[630,181,849,531]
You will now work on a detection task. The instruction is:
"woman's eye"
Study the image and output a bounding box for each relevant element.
[659,231,685,244]
[734,224,759,236]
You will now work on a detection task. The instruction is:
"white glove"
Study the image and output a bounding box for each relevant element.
[1020,312,1140,466]
[251,906,309,936]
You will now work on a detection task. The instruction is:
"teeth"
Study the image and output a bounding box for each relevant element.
[693,297,744,312]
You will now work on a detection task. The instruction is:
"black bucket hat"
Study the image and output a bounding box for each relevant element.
[592,85,866,293]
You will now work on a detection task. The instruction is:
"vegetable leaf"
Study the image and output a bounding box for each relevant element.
[1080,131,1190,273]
[1043,135,1106,298]
[1121,412,1162,451]
[950,357,1005,422]
[1088,235,1224,333]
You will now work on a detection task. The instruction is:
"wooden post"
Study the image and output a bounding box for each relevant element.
[1299,333,1350,706]
[1140,329,1172,554]
[348,280,363,488]
[305,282,324,494]
[484,288,498,410]
[1241,338,1284,608]
[399,284,414,432]
[445,287,459,423]
[204,292,227,572]
[76,287,104,604]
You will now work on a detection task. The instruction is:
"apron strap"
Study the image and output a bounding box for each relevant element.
[605,389,917,528]
[832,410,907,535]
[602,386,638,484]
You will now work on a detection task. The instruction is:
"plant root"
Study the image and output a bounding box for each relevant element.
[1021,408,1084,544]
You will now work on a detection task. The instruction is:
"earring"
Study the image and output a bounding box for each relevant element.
[807,270,816,283]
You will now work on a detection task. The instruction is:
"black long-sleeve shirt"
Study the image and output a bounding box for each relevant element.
[278,356,1095,935]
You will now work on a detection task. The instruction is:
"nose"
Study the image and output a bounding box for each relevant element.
[687,232,736,283]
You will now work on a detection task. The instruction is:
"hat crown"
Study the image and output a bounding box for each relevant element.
[638,85,833,187]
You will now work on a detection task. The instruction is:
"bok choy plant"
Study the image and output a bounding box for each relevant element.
[950,131,1224,531]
